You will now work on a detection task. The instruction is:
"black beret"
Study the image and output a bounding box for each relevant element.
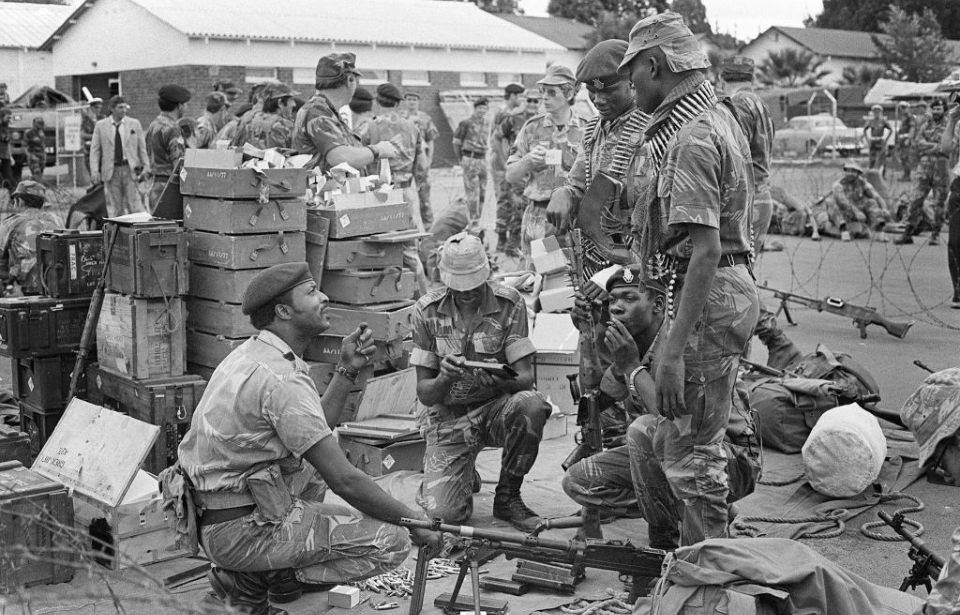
[376,82,404,103]
[158,84,192,104]
[473,97,489,108]
[577,40,628,90]
[503,83,525,96]
[241,262,314,315]
[352,86,374,103]
[606,264,666,297]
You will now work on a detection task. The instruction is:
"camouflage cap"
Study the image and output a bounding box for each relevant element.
[577,40,629,90]
[266,83,300,100]
[537,64,576,87]
[315,53,362,88]
[12,180,45,201]
[205,91,229,112]
[438,232,490,291]
[619,12,711,73]
[900,368,960,468]
[719,56,755,81]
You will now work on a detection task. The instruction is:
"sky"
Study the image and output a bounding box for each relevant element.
[519,0,826,42]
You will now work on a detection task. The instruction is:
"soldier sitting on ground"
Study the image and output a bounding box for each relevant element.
[0,180,63,296]
[812,162,890,241]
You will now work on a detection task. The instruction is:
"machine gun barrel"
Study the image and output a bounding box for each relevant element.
[878,511,944,592]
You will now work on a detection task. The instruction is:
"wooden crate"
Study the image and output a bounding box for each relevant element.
[105,220,188,299]
[36,230,104,298]
[321,269,415,305]
[188,264,260,304]
[12,354,89,411]
[187,230,306,270]
[305,335,406,365]
[0,424,30,466]
[0,461,75,592]
[0,296,91,358]
[324,301,415,341]
[88,369,207,475]
[186,297,257,338]
[183,196,307,234]
[324,238,405,271]
[96,293,186,380]
[19,401,63,458]
[305,215,330,288]
[310,192,413,239]
[32,400,191,570]
[180,166,310,200]
[186,330,246,369]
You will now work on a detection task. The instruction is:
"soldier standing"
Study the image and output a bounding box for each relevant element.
[506,65,585,258]
[895,101,916,181]
[247,83,300,151]
[144,84,191,211]
[24,117,46,183]
[494,93,539,254]
[896,97,951,245]
[195,92,230,149]
[0,108,12,189]
[490,84,526,239]
[403,92,439,228]
[452,98,490,222]
[864,104,893,173]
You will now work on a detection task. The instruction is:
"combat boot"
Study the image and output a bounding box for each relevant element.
[492,474,542,532]
[267,568,336,604]
[894,228,914,245]
[207,566,289,615]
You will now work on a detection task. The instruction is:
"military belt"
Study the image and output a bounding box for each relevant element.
[199,505,256,526]
[194,489,256,510]
[672,252,749,275]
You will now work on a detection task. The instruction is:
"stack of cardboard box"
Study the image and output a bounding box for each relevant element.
[531,237,575,313]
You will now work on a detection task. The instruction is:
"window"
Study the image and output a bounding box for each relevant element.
[460,72,487,87]
[498,73,521,87]
[292,68,315,85]
[360,69,388,86]
[402,70,430,86]
[245,67,278,83]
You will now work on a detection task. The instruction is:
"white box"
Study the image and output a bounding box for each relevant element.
[531,314,581,415]
[538,286,575,313]
[543,410,569,440]
[329,585,360,608]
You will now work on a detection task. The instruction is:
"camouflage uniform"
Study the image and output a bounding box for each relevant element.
[726,89,774,254]
[507,111,586,255]
[494,110,535,250]
[195,115,219,149]
[630,74,760,545]
[246,111,295,150]
[406,110,439,227]
[924,525,960,614]
[178,330,410,584]
[144,114,185,210]
[822,174,889,235]
[230,104,263,148]
[411,282,550,523]
[905,113,951,235]
[0,208,64,294]
[294,94,365,174]
[24,127,45,182]
[453,115,489,220]
[488,105,516,221]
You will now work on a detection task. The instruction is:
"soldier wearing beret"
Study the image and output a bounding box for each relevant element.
[620,12,759,546]
[403,91,440,228]
[348,87,374,132]
[506,64,585,261]
[452,97,491,221]
[177,262,441,615]
[145,84,191,211]
[247,83,301,151]
[294,53,399,174]
[359,82,429,296]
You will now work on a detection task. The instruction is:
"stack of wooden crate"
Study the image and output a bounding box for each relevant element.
[0,229,104,457]
[180,157,309,373]
[93,218,201,474]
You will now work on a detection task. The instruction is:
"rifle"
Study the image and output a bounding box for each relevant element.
[878,511,945,593]
[400,518,666,615]
[760,283,913,340]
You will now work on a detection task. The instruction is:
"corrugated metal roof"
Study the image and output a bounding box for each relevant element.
[495,14,593,51]
[0,2,75,49]
[767,26,960,61]
[127,0,566,52]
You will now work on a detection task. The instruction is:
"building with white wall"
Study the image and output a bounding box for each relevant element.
[0,3,74,99]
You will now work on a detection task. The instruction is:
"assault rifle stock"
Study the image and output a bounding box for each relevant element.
[878,511,945,593]
[760,283,913,340]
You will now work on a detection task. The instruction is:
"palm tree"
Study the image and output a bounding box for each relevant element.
[758,48,831,87]
[840,64,885,88]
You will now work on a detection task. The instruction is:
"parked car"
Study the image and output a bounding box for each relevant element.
[773,114,862,158]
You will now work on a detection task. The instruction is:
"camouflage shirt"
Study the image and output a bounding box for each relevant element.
[294,93,361,173]
[565,106,646,202]
[508,111,586,201]
[832,175,884,207]
[247,110,295,151]
[453,115,488,155]
[230,104,262,147]
[178,330,332,493]
[726,89,774,190]
[195,115,219,149]
[411,282,536,407]
[406,110,439,145]
[914,113,950,156]
[497,110,537,153]
[24,128,45,157]
[358,111,423,182]
[144,114,185,176]
[0,208,64,294]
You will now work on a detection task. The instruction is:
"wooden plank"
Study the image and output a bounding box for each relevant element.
[31,399,159,508]
[354,368,418,422]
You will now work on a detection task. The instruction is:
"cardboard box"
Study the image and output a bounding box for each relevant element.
[186,297,257,338]
[32,399,192,570]
[541,271,572,292]
[183,197,307,235]
[311,194,414,239]
[329,585,361,608]
[543,410,569,441]
[531,314,581,416]
[321,269,416,305]
[188,264,260,304]
[324,301,415,341]
[531,236,568,275]
[538,286,575,313]
[105,219,188,299]
[180,165,310,200]
[187,230,306,270]
[97,293,186,380]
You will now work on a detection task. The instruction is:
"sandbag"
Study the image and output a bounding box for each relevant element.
[802,404,886,497]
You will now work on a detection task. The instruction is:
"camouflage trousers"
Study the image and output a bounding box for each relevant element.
[416,169,434,228]
[905,155,950,232]
[752,186,773,256]
[460,156,487,221]
[200,467,410,584]
[27,154,44,183]
[496,179,525,250]
[416,391,551,523]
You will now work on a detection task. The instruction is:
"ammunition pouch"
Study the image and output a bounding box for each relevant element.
[158,462,201,556]
[245,463,293,524]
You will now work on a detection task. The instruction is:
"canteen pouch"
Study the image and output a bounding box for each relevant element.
[246,463,293,524]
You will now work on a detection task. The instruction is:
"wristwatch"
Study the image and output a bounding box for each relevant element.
[336,362,361,384]
[627,364,649,399]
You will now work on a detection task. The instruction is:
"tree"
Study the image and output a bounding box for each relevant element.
[839,64,886,88]
[758,48,831,87]
[671,0,710,34]
[812,0,960,41]
[872,5,953,82]
[547,0,669,26]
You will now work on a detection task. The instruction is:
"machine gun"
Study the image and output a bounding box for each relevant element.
[878,511,945,593]
[760,283,913,339]
[401,517,666,615]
